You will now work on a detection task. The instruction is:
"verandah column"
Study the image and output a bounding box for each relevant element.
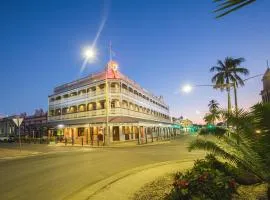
[119,125,125,141]
[138,126,141,144]
[146,127,148,144]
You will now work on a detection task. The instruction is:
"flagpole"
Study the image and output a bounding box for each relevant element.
[104,42,112,145]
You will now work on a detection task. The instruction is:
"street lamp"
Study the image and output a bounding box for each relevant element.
[182,84,193,93]
[83,47,97,62]
[181,74,264,113]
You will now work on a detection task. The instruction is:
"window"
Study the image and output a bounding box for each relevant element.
[56,96,61,100]
[78,128,85,137]
[111,101,116,108]
[78,89,86,95]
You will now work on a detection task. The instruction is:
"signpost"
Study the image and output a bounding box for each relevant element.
[12,117,23,152]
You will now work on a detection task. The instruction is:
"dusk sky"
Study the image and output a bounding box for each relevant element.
[1,0,269,123]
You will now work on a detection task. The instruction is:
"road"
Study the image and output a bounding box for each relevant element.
[0,135,204,200]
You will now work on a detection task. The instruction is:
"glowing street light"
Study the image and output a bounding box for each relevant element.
[83,48,96,59]
[182,84,193,93]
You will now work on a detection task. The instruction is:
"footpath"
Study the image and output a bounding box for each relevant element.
[65,160,194,200]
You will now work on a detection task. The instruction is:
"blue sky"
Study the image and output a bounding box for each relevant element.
[1,0,269,122]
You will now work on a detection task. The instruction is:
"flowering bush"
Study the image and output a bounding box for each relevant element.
[166,155,237,200]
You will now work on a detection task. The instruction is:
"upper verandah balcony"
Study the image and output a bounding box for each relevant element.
[49,68,167,108]
[49,81,169,112]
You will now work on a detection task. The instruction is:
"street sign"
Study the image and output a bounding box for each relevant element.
[12,117,24,152]
[12,118,24,127]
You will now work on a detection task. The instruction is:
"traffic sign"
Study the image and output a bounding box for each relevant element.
[12,118,24,127]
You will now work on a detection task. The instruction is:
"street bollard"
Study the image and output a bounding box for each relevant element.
[151,133,153,143]
[82,138,83,147]
[72,137,74,146]
[145,134,148,144]
[91,134,93,146]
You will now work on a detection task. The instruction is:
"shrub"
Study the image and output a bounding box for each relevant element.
[166,155,237,200]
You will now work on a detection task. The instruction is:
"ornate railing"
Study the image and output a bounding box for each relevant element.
[48,108,170,123]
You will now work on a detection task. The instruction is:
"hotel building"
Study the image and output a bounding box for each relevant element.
[261,67,270,103]
[48,61,177,145]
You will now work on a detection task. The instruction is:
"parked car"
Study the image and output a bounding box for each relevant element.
[0,136,9,142]
[8,136,15,143]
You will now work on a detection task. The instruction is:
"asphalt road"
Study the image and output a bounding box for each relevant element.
[0,135,204,200]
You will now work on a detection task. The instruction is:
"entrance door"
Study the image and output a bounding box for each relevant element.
[112,126,120,141]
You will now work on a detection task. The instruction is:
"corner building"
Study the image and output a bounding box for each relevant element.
[261,67,270,103]
[48,61,177,145]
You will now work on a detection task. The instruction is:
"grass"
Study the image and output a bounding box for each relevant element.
[232,183,268,200]
[132,173,173,200]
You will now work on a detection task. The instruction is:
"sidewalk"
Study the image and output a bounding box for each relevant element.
[55,139,171,148]
[64,160,195,200]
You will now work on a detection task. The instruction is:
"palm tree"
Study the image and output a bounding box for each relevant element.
[210,57,249,113]
[204,113,215,124]
[208,99,219,112]
[213,0,257,18]
[205,100,221,125]
[204,111,221,125]
[189,103,270,198]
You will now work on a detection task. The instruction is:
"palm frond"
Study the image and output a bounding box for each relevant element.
[213,0,257,18]
[188,139,240,165]
[189,137,267,180]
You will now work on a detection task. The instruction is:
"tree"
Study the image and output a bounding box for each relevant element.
[210,57,249,113]
[208,99,220,112]
[189,103,270,197]
[204,100,221,125]
[213,0,257,18]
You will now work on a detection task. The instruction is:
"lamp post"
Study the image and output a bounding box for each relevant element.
[104,59,109,146]
[181,73,264,113]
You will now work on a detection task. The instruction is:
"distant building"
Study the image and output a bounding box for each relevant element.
[0,110,48,138]
[180,119,193,128]
[261,67,270,103]
[22,109,48,138]
[0,116,19,137]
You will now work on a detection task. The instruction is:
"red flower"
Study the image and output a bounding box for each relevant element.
[198,172,209,182]
[173,179,189,188]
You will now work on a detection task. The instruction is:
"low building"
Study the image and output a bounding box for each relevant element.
[48,61,178,144]
[261,67,270,103]
[0,110,48,138]
[22,109,48,138]
[0,116,18,137]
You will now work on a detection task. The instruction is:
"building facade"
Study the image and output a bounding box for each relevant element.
[48,61,177,144]
[261,67,270,103]
[22,110,48,138]
[0,110,48,138]
[0,116,18,137]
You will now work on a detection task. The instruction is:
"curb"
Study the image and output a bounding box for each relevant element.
[64,159,195,200]
[53,140,171,148]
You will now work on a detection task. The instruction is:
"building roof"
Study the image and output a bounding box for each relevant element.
[263,67,270,79]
